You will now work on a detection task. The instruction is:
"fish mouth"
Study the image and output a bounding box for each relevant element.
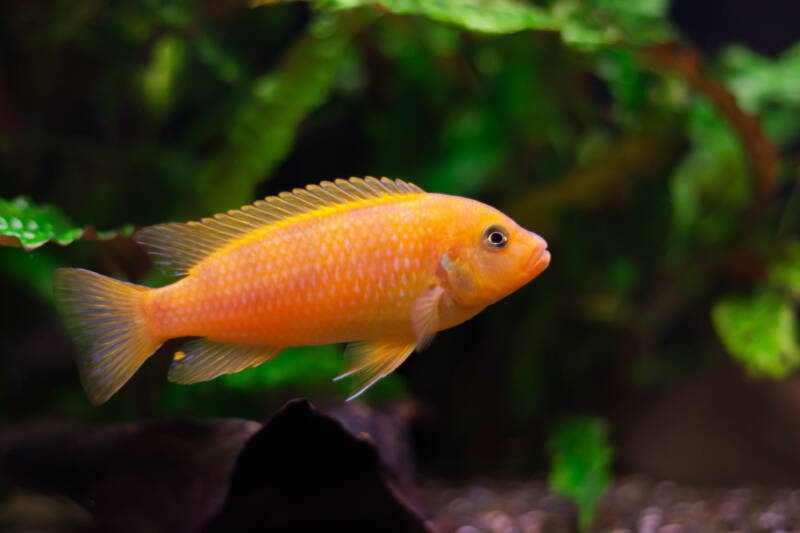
[526,236,551,277]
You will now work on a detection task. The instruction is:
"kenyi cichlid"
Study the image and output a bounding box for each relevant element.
[53,177,550,404]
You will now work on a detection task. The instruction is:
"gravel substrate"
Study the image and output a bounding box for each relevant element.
[420,476,800,533]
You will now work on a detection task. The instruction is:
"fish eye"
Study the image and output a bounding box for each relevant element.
[482,225,509,250]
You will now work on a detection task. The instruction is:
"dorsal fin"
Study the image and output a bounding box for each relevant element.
[134,177,424,276]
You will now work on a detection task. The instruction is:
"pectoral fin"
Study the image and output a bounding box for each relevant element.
[411,284,444,350]
[334,339,416,400]
[168,339,283,384]
[437,253,479,306]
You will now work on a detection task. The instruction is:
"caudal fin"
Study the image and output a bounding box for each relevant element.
[53,268,162,404]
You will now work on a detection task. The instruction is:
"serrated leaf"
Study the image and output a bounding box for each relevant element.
[551,0,672,49]
[254,0,674,48]
[193,12,370,213]
[548,416,613,529]
[712,289,800,379]
[0,197,133,251]
[318,0,556,34]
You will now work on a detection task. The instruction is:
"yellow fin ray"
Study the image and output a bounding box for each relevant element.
[167,339,282,384]
[334,339,416,401]
[135,177,424,276]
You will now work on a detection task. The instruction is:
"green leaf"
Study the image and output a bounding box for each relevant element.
[712,289,800,379]
[548,416,613,529]
[721,42,800,147]
[550,0,672,49]
[193,12,370,213]
[669,99,751,247]
[257,0,674,48]
[592,0,669,17]
[318,0,557,34]
[768,241,800,296]
[0,196,133,251]
[722,43,800,111]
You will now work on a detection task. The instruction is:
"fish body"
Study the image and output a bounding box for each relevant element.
[53,178,550,404]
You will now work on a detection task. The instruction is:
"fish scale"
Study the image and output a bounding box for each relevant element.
[53,177,550,404]
[148,196,439,346]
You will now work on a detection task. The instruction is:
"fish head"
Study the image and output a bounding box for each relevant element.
[437,197,550,308]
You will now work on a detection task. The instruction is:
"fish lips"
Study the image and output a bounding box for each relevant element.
[525,235,551,277]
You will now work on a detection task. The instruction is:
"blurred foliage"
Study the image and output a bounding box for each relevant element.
[140,35,187,118]
[721,43,800,147]
[769,241,800,296]
[710,238,800,379]
[262,0,675,48]
[1,1,800,527]
[316,0,556,35]
[547,416,613,529]
[193,11,371,213]
[712,289,800,379]
[669,98,750,250]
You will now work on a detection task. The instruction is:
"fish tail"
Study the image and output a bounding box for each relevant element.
[53,268,162,404]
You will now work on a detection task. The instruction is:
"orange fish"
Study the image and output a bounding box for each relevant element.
[53,177,550,404]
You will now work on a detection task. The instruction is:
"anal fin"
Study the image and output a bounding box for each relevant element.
[334,339,416,401]
[168,339,283,384]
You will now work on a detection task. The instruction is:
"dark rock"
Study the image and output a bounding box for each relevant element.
[205,399,434,533]
[0,399,432,533]
[324,399,418,491]
[1,418,259,532]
